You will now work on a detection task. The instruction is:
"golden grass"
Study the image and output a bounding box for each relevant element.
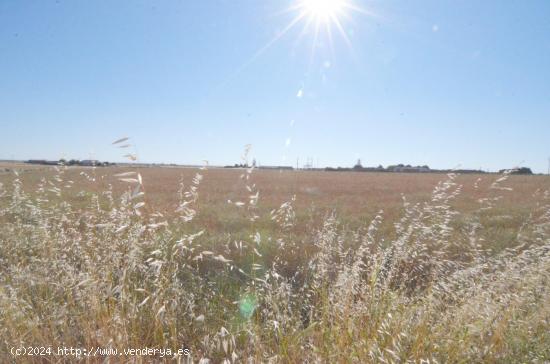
[0,164,549,362]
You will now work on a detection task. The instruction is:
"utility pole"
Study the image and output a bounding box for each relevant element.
[547,157,550,175]
[296,157,299,170]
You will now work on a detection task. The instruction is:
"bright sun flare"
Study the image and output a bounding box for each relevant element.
[231,0,369,78]
[292,0,362,53]
[302,0,346,19]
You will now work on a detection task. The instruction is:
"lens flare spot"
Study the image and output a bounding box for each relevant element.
[238,294,258,319]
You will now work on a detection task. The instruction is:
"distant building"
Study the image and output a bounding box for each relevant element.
[79,160,100,166]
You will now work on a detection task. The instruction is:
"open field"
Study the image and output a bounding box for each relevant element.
[2,164,548,249]
[1,164,550,362]
[2,164,548,226]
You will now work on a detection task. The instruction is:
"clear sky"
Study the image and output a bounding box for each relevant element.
[1,0,549,172]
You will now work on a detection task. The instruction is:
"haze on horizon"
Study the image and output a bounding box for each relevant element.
[1,0,549,172]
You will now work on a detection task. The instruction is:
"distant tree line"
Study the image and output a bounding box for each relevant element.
[326,160,534,175]
[498,167,533,175]
[26,159,114,167]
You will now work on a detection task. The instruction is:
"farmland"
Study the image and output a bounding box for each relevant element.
[1,164,549,362]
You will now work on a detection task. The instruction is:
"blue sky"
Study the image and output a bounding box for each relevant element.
[1,0,549,172]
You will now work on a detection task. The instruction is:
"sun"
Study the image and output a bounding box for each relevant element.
[291,0,366,54]
[301,0,346,20]
[225,0,369,80]
[290,0,359,60]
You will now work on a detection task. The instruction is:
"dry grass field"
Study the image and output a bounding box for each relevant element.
[2,163,547,228]
[1,163,549,362]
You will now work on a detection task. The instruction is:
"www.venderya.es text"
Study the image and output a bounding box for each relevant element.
[10,346,190,358]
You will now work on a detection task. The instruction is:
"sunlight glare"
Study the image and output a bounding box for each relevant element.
[302,0,345,20]
[292,0,363,60]
[224,0,368,82]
